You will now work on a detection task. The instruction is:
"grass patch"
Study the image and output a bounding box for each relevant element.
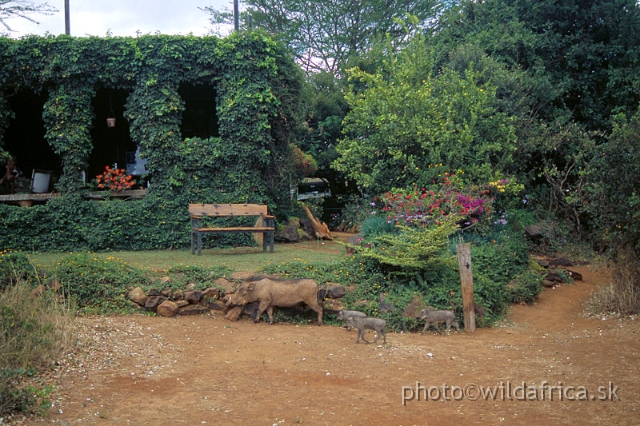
[30,242,344,273]
[1,280,76,416]
[588,249,640,316]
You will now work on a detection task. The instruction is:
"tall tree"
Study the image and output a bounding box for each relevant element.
[202,0,441,75]
[333,35,518,194]
[434,0,640,133]
[0,0,57,33]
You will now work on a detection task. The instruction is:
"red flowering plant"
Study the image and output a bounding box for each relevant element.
[376,171,498,229]
[96,165,134,191]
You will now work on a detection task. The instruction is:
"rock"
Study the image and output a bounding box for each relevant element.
[157,300,179,317]
[524,225,543,240]
[225,305,244,321]
[323,299,344,312]
[544,271,565,283]
[549,257,573,267]
[537,259,550,268]
[184,290,203,304]
[145,296,166,312]
[30,285,46,298]
[566,269,583,281]
[173,289,184,300]
[128,287,148,306]
[275,217,301,243]
[208,301,227,311]
[202,287,220,300]
[326,283,346,299]
[542,279,555,288]
[160,289,173,298]
[215,278,237,296]
[175,300,189,308]
[185,282,197,291]
[148,289,161,297]
[160,276,171,285]
[178,304,210,316]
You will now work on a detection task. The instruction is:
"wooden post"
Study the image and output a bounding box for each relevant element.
[456,243,476,332]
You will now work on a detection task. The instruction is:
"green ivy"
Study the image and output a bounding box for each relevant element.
[0,32,305,251]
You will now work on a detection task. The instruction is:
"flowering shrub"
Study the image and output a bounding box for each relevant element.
[371,172,523,228]
[96,166,134,191]
[375,173,487,227]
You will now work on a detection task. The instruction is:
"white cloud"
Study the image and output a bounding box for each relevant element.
[5,0,233,38]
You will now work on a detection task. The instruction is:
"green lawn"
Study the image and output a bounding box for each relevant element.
[30,240,346,272]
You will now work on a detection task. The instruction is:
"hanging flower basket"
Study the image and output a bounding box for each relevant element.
[106,117,116,128]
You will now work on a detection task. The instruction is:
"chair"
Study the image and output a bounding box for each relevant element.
[31,170,52,193]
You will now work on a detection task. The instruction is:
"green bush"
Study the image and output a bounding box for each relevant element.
[0,250,39,290]
[0,367,55,417]
[52,253,152,313]
[506,271,543,304]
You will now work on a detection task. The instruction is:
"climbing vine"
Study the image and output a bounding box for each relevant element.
[0,32,305,251]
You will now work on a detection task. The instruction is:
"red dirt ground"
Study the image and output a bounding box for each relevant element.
[15,263,640,425]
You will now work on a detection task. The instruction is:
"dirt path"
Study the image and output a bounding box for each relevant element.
[16,265,640,425]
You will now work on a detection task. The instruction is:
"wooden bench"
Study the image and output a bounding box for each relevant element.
[189,203,275,255]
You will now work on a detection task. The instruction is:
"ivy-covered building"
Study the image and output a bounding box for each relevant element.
[0,32,304,251]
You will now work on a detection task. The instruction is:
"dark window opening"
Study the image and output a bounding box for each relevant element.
[89,88,137,181]
[4,89,60,180]
[178,84,218,139]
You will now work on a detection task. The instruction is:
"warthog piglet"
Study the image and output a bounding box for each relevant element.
[337,310,367,330]
[346,316,386,344]
[416,308,459,333]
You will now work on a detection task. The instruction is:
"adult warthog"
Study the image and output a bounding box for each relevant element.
[226,278,323,325]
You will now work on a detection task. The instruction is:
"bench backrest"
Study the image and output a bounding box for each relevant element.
[189,203,268,218]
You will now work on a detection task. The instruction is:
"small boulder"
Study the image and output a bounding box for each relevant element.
[566,269,583,281]
[178,304,210,316]
[524,225,543,240]
[184,290,203,304]
[157,300,179,317]
[215,277,237,295]
[145,296,166,312]
[128,287,148,306]
[173,289,184,300]
[326,283,346,299]
[202,287,220,300]
[549,257,573,267]
[208,301,227,311]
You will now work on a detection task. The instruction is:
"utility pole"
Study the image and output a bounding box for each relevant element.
[64,0,70,35]
[233,0,239,31]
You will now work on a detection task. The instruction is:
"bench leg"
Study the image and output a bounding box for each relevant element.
[191,232,195,255]
[197,232,202,256]
[269,231,274,253]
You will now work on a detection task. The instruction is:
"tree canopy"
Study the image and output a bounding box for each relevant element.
[203,0,441,75]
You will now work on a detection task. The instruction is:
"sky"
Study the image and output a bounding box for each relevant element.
[5,0,234,38]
